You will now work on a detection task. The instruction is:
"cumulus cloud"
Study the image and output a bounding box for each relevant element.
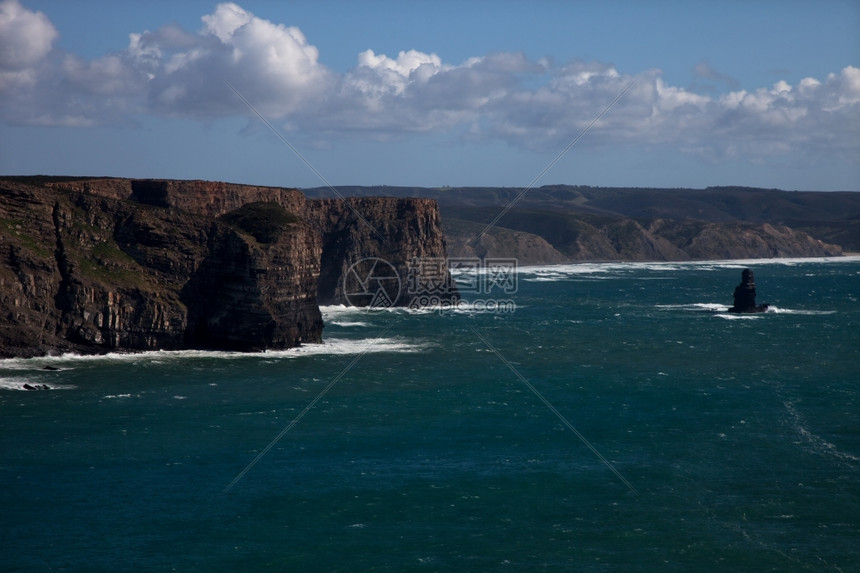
[320,50,536,134]
[141,2,333,117]
[0,2,332,123]
[0,0,57,90]
[0,1,857,163]
[0,0,56,68]
[702,66,860,159]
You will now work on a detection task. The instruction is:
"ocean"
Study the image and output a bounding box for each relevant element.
[2,257,858,572]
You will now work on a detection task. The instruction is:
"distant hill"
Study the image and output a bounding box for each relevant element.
[304,185,856,263]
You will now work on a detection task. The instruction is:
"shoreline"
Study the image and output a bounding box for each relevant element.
[515,253,860,272]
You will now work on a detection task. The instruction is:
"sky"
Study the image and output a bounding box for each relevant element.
[1,0,858,191]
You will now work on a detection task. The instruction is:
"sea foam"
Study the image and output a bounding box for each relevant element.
[0,337,429,374]
[517,255,860,282]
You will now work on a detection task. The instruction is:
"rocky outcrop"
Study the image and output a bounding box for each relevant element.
[649,220,842,261]
[184,203,323,350]
[1,177,454,357]
[443,218,568,265]
[728,268,768,313]
[305,197,458,306]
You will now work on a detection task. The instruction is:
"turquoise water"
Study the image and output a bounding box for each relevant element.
[2,258,859,572]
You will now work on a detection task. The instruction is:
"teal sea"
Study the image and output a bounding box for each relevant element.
[2,257,859,572]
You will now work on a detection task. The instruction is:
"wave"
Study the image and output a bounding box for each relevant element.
[783,400,860,464]
[764,306,837,316]
[655,303,835,317]
[656,303,728,312]
[322,301,516,317]
[272,337,430,357]
[522,274,617,282]
[0,337,430,373]
[715,313,762,320]
[320,303,436,317]
[517,255,860,281]
[0,377,76,391]
[320,304,367,319]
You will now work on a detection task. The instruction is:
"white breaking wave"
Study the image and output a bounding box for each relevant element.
[656,303,728,312]
[0,377,76,391]
[320,303,431,317]
[268,337,429,357]
[764,306,837,316]
[320,304,366,320]
[0,337,430,373]
[517,255,860,282]
[715,313,761,320]
[321,302,509,317]
[655,303,836,317]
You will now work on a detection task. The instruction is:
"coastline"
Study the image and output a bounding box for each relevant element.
[515,253,860,273]
[3,255,858,364]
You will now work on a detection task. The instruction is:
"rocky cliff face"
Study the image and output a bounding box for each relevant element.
[443,218,568,265]
[1,177,453,357]
[305,197,456,305]
[646,219,842,260]
[441,206,842,265]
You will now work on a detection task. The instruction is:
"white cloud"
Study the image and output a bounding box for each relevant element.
[0,0,57,90]
[0,0,56,69]
[144,2,333,117]
[707,65,860,158]
[201,1,252,44]
[0,1,857,165]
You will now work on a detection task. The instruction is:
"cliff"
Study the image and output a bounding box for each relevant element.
[443,218,568,264]
[0,177,454,358]
[305,185,851,264]
[305,197,456,305]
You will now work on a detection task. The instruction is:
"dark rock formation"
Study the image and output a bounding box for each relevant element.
[22,383,50,391]
[728,268,769,313]
[1,177,455,357]
[305,197,458,306]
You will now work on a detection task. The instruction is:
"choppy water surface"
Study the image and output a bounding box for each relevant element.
[2,257,858,571]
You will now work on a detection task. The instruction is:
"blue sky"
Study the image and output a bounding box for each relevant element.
[1,0,858,191]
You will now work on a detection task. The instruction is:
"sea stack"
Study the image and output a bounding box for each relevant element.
[728,268,769,313]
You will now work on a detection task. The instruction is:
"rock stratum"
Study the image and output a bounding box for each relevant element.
[0,177,454,358]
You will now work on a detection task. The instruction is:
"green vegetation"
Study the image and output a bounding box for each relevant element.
[71,239,147,289]
[218,202,301,243]
[0,217,54,259]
